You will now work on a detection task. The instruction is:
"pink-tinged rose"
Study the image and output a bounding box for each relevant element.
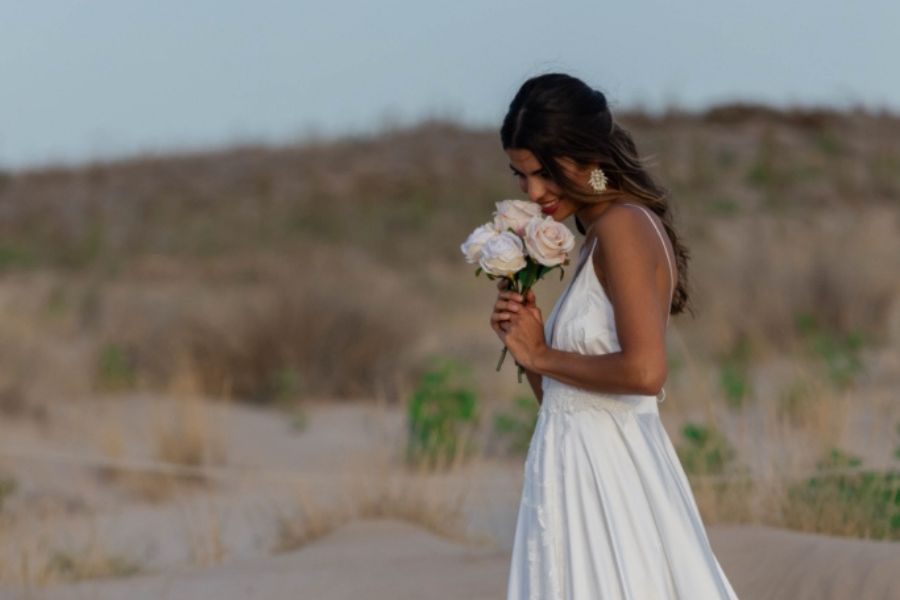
[492,199,542,236]
[523,215,576,266]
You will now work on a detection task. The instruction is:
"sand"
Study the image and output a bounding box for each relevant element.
[2,518,896,600]
[2,397,898,600]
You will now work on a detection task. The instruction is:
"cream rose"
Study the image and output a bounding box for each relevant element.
[492,199,543,236]
[460,221,500,264]
[523,215,576,266]
[478,231,527,277]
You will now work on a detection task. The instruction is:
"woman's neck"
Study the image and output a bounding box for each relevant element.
[575,190,632,238]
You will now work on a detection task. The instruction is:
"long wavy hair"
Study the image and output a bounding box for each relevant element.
[500,72,694,317]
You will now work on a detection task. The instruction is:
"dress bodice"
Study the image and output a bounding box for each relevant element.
[541,204,672,404]
[543,237,618,358]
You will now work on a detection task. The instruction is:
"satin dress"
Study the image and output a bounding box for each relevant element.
[505,203,740,599]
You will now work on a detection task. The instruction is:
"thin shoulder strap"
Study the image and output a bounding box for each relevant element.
[621,203,676,318]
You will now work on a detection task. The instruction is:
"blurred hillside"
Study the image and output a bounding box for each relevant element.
[1,102,899,406]
[2,103,899,267]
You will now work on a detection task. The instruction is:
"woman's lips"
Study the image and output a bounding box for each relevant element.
[541,200,560,215]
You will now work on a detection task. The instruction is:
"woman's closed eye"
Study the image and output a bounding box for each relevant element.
[510,169,549,180]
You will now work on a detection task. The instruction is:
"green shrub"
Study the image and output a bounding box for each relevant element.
[45,550,142,581]
[268,366,304,405]
[492,394,539,456]
[794,312,865,389]
[95,343,138,391]
[785,469,900,541]
[676,422,737,476]
[0,476,16,511]
[719,363,750,408]
[0,243,36,270]
[405,358,479,469]
[894,422,900,461]
[777,377,817,426]
[717,335,752,409]
[816,446,863,470]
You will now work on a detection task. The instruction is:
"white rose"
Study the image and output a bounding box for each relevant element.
[523,215,576,267]
[460,222,500,264]
[492,199,542,236]
[479,231,527,277]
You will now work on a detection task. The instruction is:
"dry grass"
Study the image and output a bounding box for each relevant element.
[93,365,227,503]
[663,318,898,541]
[153,366,227,469]
[94,409,177,503]
[273,482,350,553]
[2,107,898,402]
[176,495,228,568]
[274,455,488,554]
[349,467,479,545]
[5,517,143,587]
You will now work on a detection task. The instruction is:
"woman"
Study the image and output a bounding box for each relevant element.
[493,73,741,599]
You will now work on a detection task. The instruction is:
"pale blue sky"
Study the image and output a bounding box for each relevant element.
[2,1,897,170]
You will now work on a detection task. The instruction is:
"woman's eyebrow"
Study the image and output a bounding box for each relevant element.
[508,163,544,175]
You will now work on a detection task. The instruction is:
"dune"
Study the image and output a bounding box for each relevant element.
[5,517,896,600]
[708,524,900,600]
[11,518,508,600]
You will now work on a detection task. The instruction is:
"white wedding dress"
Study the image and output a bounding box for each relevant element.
[506,203,740,599]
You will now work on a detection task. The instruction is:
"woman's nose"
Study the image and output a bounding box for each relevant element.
[526,178,546,202]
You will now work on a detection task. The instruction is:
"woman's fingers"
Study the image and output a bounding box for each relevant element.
[492,280,526,338]
[497,298,520,312]
[497,291,525,303]
[490,310,513,335]
[491,298,523,333]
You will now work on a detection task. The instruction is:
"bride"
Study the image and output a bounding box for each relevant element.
[492,73,741,599]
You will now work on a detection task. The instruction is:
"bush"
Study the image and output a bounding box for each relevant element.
[717,335,752,409]
[0,476,16,511]
[94,343,138,392]
[784,469,900,541]
[405,358,479,469]
[491,394,539,456]
[894,422,900,461]
[794,311,865,389]
[676,422,737,476]
[816,446,863,470]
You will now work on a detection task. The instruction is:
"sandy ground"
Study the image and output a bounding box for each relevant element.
[4,518,899,600]
[1,396,898,600]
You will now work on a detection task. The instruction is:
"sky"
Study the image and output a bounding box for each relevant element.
[2,1,898,171]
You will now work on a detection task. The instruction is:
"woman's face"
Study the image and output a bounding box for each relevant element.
[505,147,584,222]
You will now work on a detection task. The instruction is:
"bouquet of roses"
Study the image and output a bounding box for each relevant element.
[460,199,576,383]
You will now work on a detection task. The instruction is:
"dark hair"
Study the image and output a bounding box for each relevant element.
[500,72,694,317]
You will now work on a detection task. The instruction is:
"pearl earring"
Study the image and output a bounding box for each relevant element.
[588,167,608,193]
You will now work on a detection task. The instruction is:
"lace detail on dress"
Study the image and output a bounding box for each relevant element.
[542,378,661,417]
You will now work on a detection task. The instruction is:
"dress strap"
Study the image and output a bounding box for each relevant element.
[620,203,676,318]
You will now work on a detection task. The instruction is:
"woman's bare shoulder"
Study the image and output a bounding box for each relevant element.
[592,202,663,286]
[595,202,657,248]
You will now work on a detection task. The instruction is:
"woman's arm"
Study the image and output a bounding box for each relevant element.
[531,205,669,395]
[517,361,544,405]
[532,347,662,396]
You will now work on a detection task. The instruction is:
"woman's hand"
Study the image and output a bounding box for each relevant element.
[490,278,519,338]
[490,279,547,372]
